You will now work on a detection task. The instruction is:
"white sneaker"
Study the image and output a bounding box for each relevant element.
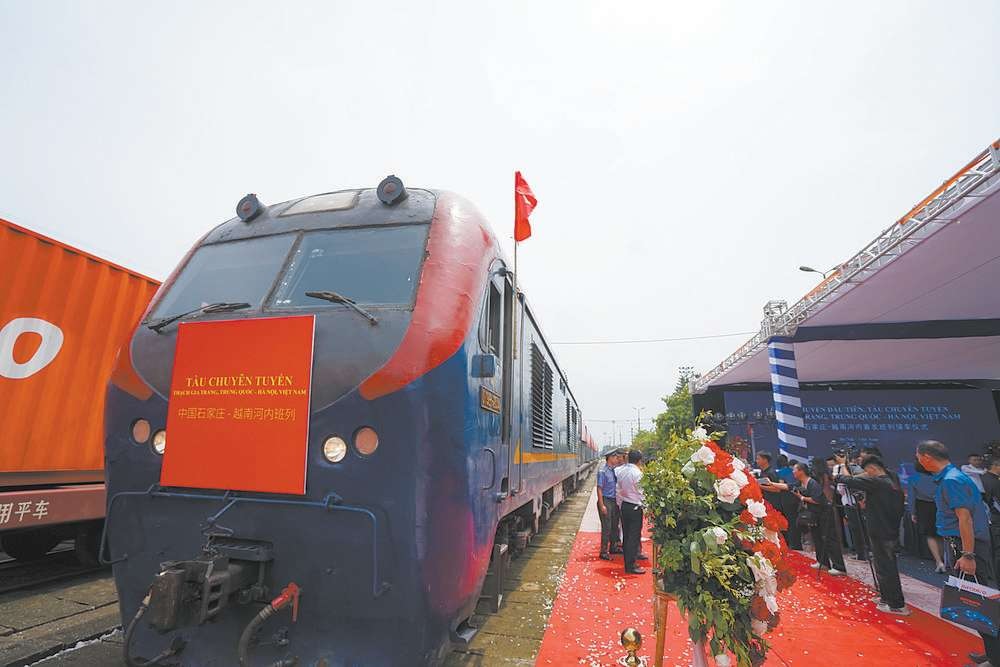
[810,562,822,569]
[827,568,845,576]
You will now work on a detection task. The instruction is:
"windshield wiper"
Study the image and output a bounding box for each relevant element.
[147,302,252,333]
[305,291,378,326]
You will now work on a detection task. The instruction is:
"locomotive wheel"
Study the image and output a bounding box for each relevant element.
[1,529,61,561]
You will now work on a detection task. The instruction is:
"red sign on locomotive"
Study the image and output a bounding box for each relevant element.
[160,316,315,495]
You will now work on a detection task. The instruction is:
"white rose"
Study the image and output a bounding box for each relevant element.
[689,445,716,465]
[729,468,749,487]
[746,499,767,519]
[747,553,776,583]
[714,655,732,667]
[691,426,709,443]
[732,458,746,471]
[764,529,781,546]
[751,619,768,636]
[709,527,728,545]
[764,594,779,614]
[715,478,741,504]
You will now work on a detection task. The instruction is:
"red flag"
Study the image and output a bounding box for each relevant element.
[514,171,536,242]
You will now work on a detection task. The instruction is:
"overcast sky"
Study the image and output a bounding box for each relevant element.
[2,1,998,447]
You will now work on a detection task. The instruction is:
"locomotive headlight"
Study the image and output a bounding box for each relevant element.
[322,436,348,463]
[152,429,167,455]
[354,427,379,456]
[131,418,151,444]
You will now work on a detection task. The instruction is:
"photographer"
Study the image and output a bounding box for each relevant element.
[835,455,909,616]
[756,451,801,548]
[793,461,846,575]
[832,447,868,561]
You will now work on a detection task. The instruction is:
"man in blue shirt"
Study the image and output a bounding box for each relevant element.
[596,450,623,560]
[916,440,997,667]
[907,462,946,572]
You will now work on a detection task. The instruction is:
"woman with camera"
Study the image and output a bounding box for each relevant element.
[793,461,847,575]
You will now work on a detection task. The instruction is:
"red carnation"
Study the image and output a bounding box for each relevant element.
[707,458,735,478]
[753,540,781,563]
[777,566,797,591]
[762,510,788,533]
[750,595,771,621]
[739,477,764,503]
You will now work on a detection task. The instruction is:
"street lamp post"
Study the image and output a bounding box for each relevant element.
[799,265,831,279]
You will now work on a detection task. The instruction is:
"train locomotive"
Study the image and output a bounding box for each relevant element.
[103,177,598,666]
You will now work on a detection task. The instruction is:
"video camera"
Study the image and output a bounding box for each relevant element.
[830,440,858,462]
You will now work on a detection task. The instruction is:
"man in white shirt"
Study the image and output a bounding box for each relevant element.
[616,450,647,574]
[962,453,987,496]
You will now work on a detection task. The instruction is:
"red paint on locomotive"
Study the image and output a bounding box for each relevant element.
[360,192,497,400]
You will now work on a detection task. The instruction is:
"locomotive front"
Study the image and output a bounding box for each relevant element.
[104,181,501,666]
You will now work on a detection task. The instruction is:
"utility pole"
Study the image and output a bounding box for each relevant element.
[633,406,645,432]
[611,420,617,448]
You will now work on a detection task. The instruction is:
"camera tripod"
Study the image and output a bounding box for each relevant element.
[837,499,880,591]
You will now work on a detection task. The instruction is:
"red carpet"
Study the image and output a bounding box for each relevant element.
[536,531,980,666]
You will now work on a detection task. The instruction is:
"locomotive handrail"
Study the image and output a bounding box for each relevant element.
[482,448,497,490]
[101,486,391,598]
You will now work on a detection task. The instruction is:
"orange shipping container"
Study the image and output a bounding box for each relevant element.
[0,218,160,486]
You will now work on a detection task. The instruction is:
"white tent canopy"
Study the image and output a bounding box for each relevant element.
[695,141,1000,392]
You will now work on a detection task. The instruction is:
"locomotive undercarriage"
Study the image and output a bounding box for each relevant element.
[474,466,591,619]
[124,534,301,667]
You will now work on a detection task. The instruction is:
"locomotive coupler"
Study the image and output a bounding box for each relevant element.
[147,537,274,633]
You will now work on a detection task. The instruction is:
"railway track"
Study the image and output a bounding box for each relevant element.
[0,545,104,596]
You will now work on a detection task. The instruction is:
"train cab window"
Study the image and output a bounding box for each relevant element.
[484,283,502,354]
[273,225,429,307]
[150,235,296,319]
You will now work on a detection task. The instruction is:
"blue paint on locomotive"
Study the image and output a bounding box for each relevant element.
[104,190,597,666]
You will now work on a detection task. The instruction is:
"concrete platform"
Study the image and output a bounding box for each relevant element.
[443,482,591,666]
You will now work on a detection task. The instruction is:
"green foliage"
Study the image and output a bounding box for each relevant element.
[631,428,658,454]
[642,429,769,667]
[634,367,697,457]
[655,379,694,439]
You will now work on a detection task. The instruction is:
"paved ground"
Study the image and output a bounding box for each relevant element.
[5,478,594,666]
[443,480,593,666]
[0,573,119,667]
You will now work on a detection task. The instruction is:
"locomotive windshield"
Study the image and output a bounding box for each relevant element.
[272,225,429,307]
[150,235,295,318]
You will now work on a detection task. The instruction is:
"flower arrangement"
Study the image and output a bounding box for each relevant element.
[642,425,797,666]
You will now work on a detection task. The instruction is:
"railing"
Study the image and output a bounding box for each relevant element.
[693,139,1000,394]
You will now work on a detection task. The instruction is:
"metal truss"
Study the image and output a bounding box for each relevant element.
[693,140,1000,394]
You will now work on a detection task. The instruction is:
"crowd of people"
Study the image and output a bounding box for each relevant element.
[595,438,1000,667]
